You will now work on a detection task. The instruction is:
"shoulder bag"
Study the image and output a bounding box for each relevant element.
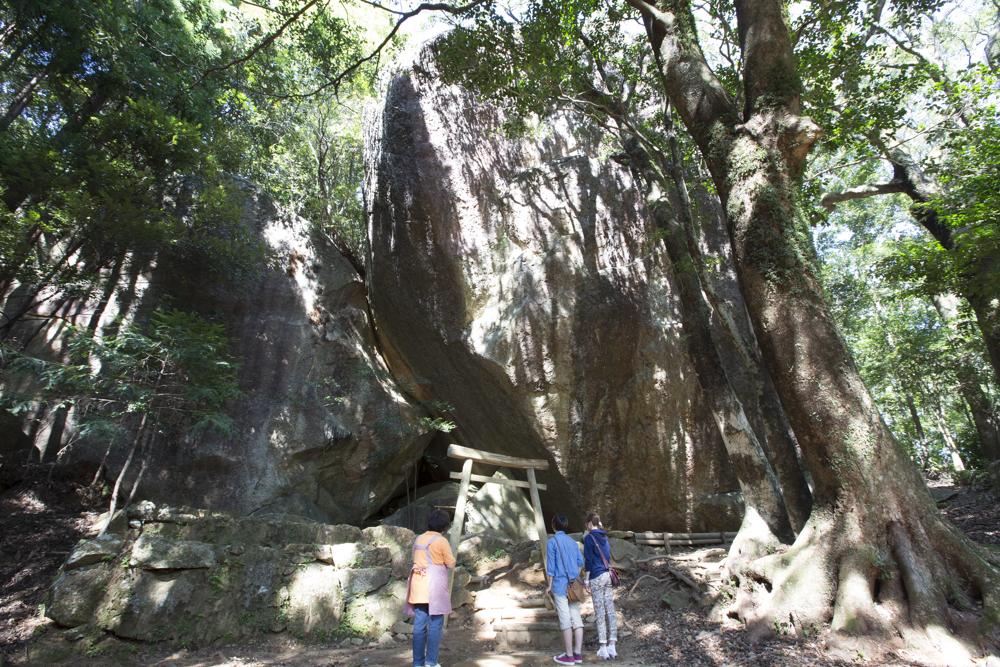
[587,533,620,587]
[554,536,589,603]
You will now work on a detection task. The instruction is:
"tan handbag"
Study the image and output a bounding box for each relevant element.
[555,536,589,603]
[567,576,589,603]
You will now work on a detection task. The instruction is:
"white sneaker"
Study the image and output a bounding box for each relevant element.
[596,645,609,660]
[607,644,617,659]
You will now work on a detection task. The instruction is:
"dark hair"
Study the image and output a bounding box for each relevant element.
[551,514,569,532]
[585,512,603,529]
[427,508,451,533]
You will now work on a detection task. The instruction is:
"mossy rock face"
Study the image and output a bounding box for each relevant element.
[65,534,124,570]
[451,566,473,608]
[45,507,415,648]
[135,505,362,547]
[46,564,113,628]
[357,546,393,568]
[112,570,210,642]
[341,580,408,638]
[130,533,216,570]
[363,525,415,578]
[458,534,511,574]
[337,567,392,597]
[231,555,284,609]
[315,542,393,568]
[284,563,344,637]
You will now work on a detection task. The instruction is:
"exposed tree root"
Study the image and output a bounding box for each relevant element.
[722,506,784,579]
[627,567,700,597]
[718,500,1000,658]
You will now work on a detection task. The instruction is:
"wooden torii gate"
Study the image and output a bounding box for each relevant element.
[445,444,550,567]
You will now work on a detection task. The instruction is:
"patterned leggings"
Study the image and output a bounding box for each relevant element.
[590,571,617,643]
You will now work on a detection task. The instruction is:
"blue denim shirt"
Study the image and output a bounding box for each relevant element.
[546,531,584,597]
[583,529,611,580]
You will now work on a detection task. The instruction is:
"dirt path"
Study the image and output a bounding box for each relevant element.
[0,470,100,654]
[2,476,998,666]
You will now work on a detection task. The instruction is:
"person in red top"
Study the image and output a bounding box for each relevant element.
[405,509,455,667]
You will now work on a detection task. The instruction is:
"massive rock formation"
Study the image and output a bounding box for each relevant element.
[6,44,755,534]
[364,46,742,531]
[2,186,430,524]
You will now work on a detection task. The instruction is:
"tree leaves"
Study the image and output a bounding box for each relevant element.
[2,308,242,445]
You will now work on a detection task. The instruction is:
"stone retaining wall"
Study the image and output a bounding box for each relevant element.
[45,503,447,645]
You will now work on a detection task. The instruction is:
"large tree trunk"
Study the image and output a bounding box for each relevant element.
[904,393,932,470]
[648,182,795,556]
[967,288,1000,386]
[591,96,807,554]
[658,108,814,533]
[626,0,1000,644]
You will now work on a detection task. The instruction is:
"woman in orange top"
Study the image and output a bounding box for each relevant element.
[405,509,455,667]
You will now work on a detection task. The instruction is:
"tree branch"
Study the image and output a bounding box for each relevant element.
[819,181,906,211]
[622,0,738,161]
[273,0,488,100]
[192,0,322,89]
[734,0,800,115]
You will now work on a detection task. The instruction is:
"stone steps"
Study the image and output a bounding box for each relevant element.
[475,606,556,622]
[474,590,549,609]
[472,585,600,649]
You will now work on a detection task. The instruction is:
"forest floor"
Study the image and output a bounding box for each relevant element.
[1,471,998,667]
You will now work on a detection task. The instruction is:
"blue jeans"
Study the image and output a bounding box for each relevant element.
[412,604,444,666]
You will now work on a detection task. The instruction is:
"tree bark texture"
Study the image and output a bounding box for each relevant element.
[626,0,1000,643]
[595,96,807,551]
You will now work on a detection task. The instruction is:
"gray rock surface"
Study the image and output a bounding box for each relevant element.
[285,563,345,636]
[464,472,539,541]
[65,534,124,570]
[457,534,510,571]
[342,579,408,638]
[113,570,207,641]
[46,510,437,643]
[46,565,112,627]
[140,193,432,524]
[4,186,431,526]
[129,533,216,570]
[365,45,738,530]
[362,525,416,579]
[606,537,641,569]
[337,566,392,597]
[381,481,463,533]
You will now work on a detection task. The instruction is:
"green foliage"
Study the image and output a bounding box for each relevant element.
[419,416,457,433]
[0,0,391,477]
[3,308,241,449]
[485,547,507,561]
[338,604,376,638]
[929,89,1000,291]
[0,0,381,317]
[267,94,368,261]
[953,467,994,487]
[815,199,996,470]
[436,0,660,145]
